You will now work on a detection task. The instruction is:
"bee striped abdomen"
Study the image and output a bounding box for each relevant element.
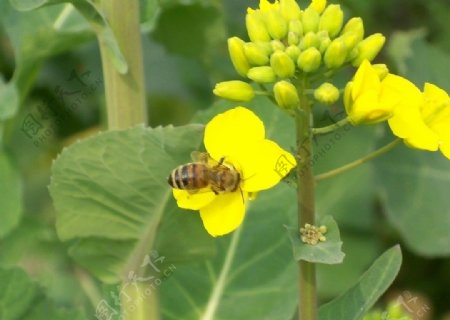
[168,163,209,190]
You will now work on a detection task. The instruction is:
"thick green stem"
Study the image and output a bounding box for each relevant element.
[97,1,155,319]
[99,0,147,130]
[315,139,401,182]
[296,83,317,320]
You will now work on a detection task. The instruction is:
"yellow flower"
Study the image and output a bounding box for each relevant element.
[344,60,420,125]
[171,107,296,237]
[388,83,450,159]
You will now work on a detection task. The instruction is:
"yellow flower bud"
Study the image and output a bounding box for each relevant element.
[289,20,303,36]
[288,31,299,45]
[299,31,320,50]
[244,42,270,66]
[297,47,321,73]
[340,31,359,51]
[351,33,386,67]
[285,45,301,61]
[314,82,340,104]
[213,81,255,102]
[228,37,250,77]
[309,0,326,14]
[319,37,331,53]
[274,80,299,110]
[280,0,301,21]
[372,64,389,80]
[271,39,286,52]
[302,7,319,33]
[246,11,271,42]
[324,38,347,69]
[247,66,276,83]
[270,50,296,78]
[318,4,344,38]
[264,9,288,40]
[343,17,364,43]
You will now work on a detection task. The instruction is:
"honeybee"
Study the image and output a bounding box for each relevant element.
[167,152,241,195]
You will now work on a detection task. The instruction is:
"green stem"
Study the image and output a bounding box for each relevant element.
[315,139,401,182]
[99,0,147,130]
[311,117,350,135]
[296,81,317,320]
[97,1,155,319]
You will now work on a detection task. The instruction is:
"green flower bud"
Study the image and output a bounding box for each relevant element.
[247,66,276,83]
[313,82,340,104]
[289,20,303,36]
[271,39,286,52]
[319,37,331,53]
[246,11,271,42]
[351,33,386,67]
[270,51,296,78]
[244,42,270,66]
[297,47,321,73]
[343,17,364,43]
[274,80,300,110]
[324,38,347,69]
[264,9,288,40]
[280,0,301,21]
[372,63,389,80]
[285,45,301,61]
[288,31,299,46]
[255,41,273,55]
[318,4,344,38]
[302,7,320,33]
[228,37,250,77]
[299,31,320,50]
[213,81,255,101]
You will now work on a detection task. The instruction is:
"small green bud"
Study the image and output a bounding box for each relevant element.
[288,31,299,46]
[299,31,320,50]
[273,80,299,110]
[213,81,255,102]
[246,11,271,42]
[247,66,276,83]
[373,63,389,80]
[244,42,270,66]
[351,33,386,67]
[271,39,286,52]
[270,51,296,78]
[302,7,320,33]
[285,45,301,61]
[228,37,250,77]
[264,9,288,40]
[289,20,303,36]
[324,38,347,69]
[255,41,273,55]
[318,4,344,38]
[297,47,321,73]
[314,82,340,104]
[280,0,302,21]
[343,17,364,43]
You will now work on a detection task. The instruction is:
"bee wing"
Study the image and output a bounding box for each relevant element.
[190,151,209,163]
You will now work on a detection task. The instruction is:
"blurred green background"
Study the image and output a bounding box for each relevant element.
[0,0,449,319]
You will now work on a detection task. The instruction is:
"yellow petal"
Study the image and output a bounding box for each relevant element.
[200,192,246,237]
[173,189,216,210]
[238,139,296,192]
[204,107,265,161]
[352,60,380,101]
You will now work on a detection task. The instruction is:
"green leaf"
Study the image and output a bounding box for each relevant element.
[286,216,345,264]
[0,268,40,320]
[49,125,214,283]
[0,78,19,121]
[0,151,22,238]
[318,245,402,320]
[376,143,450,256]
[140,0,160,32]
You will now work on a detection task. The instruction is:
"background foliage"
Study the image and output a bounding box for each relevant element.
[0,0,449,319]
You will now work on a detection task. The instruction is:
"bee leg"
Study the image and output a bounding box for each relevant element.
[218,157,225,165]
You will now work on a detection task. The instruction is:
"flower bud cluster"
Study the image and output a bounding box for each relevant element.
[214,0,386,108]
